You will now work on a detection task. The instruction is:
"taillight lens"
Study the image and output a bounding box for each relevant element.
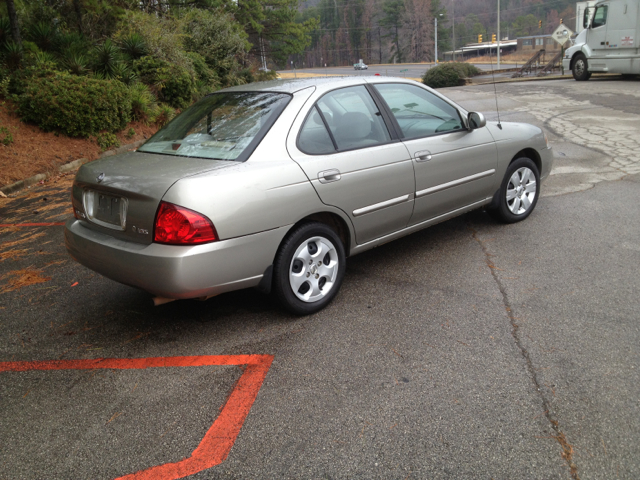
[154,201,218,245]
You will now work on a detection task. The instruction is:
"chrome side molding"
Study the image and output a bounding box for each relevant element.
[416,169,496,198]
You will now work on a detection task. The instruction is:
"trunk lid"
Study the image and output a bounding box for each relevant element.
[72,151,233,245]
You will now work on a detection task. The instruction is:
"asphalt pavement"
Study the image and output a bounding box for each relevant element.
[1,77,639,479]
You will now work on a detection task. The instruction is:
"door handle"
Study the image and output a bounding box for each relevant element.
[415,150,432,162]
[318,169,341,184]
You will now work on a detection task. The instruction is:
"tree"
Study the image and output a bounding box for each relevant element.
[5,0,22,46]
[380,0,404,63]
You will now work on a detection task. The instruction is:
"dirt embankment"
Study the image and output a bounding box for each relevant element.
[0,101,158,188]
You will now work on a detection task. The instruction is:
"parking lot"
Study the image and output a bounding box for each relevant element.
[1,77,639,479]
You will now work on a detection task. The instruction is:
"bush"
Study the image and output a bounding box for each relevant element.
[151,104,175,127]
[133,56,194,109]
[182,10,248,86]
[422,62,479,89]
[18,70,131,137]
[96,132,120,151]
[255,69,279,82]
[114,11,191,70]
[129,82,156,121]
[0,126,13,146]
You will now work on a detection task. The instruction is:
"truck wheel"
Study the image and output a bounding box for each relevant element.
[572,53,591,81]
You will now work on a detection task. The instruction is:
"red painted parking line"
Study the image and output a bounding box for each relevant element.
[0,222,66,227]
[0,354,274,480]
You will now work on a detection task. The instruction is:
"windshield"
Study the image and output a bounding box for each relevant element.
[138,92,291,161]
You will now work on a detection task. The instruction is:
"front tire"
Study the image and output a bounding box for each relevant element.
[488,157,540,224]
[572,53,591,81]
[273,222,346,315]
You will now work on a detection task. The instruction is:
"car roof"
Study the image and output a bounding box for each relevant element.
[218,75,421,94]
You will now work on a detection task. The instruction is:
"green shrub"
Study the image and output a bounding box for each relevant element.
[120,33,148,62]
[133,56,194,109]
[255,69,279,82]
[114,11,191,70]
[129,82,156,121]
[182,9,248,86]
[151,103,175,127]
[96,132,120,151]
[18,70,131,137]
[2,40,24,71]
[0,126,13,146]
[0,75,9,98]
[422,63,472,89]
[127,127,135,138]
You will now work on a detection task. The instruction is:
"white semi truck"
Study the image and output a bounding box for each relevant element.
[563,0,640,80]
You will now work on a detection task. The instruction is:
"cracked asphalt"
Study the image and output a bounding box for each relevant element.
[1,77,639,479]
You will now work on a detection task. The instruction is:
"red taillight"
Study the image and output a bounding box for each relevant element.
[154,201,218,245]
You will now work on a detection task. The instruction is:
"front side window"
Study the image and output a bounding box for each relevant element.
[374,83,464,140]
[592,5,608,28]
[535,38,544,46]
[522,39,532,46]
[138,92,290,161]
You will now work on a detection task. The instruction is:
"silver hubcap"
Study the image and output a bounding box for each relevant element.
[575,59,585,76]
[289,236,339,303]
[506,167,536,215]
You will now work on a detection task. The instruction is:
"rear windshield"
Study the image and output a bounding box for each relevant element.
[138,92,291,161]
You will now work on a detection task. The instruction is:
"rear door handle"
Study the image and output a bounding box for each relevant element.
[415,150,432,162]
[318,169,341,184]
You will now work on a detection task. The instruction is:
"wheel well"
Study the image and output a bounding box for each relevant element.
[511,148,541,174]
[295,212,351,255]
[569,51,583,71]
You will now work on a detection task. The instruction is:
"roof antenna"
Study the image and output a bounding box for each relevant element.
[489,42,503,129]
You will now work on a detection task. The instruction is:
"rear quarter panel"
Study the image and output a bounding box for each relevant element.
[161,85,355,243]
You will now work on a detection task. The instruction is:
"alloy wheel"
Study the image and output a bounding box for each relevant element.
[506,167,537,215]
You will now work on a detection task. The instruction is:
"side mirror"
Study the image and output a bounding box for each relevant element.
[468,112,486,130]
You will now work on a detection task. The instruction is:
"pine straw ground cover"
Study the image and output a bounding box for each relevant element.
[0,101,158,189]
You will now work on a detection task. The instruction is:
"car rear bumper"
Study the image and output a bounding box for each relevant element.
[65,219,290,299]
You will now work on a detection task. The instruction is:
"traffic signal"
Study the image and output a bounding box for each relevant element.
[492,34,496,42]
[539,20,542,28]
[478,34,483,43]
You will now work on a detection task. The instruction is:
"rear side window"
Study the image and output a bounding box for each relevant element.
[374,83,463,140]
[298,85,391,154]
[298,106,335,155]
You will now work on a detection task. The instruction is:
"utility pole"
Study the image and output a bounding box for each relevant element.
[435,17,438,63]
[452,0,456,61]
[497,0,501,68]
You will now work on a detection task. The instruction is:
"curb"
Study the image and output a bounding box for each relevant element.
[0,139,146,196]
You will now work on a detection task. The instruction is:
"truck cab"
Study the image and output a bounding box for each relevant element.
[563,0,640,80]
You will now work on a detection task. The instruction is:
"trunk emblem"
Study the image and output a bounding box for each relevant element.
[96,173,105,183]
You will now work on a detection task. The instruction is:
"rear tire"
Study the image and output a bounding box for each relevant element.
[273,222,346,315]
[488,157,540,224]
[572,53,591,81]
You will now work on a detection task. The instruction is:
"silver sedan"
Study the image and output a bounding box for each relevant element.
[65,76,553,314]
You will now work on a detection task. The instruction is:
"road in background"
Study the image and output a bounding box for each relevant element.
[1,77,639,479]
[281,62,515,80]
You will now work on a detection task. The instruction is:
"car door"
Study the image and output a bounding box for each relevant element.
[372,82,497,225]
[588,3,609,61]
[287,85,415,245]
